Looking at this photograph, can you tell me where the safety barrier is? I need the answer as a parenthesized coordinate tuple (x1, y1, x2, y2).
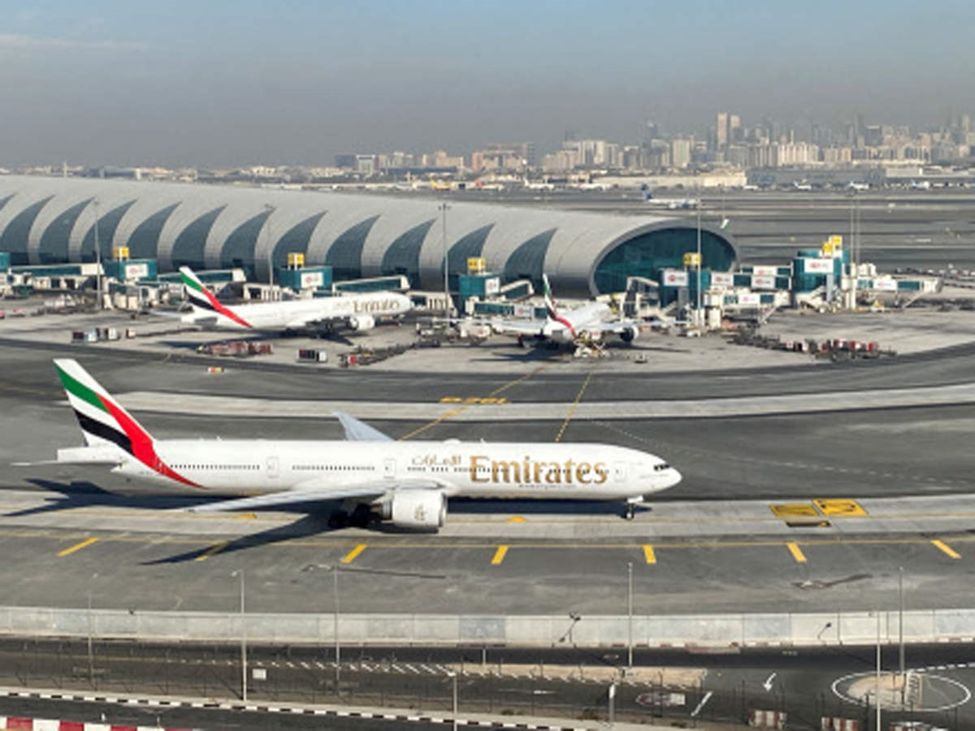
(0, 607, 973, 647)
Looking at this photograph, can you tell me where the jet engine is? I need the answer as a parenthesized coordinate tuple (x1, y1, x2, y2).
(620, 326, 638, 343)
(380, 490, 446, 531)
(348, 314, 376, 332)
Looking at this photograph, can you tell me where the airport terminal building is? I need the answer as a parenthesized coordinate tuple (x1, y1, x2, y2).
(0, 176, 737, 296)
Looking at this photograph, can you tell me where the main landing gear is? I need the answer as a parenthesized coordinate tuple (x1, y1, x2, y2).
(328, 504, 373, 529)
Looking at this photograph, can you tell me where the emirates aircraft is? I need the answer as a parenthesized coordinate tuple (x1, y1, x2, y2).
(176, 266, 412, 333)
(487, 275, 643, 349)
(19, 360, 682, 528)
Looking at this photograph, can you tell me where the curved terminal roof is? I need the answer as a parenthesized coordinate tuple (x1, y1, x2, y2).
(0, 176, 738, 296)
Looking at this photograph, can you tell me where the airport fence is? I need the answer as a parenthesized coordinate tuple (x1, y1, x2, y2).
(0, 606, 974, 647)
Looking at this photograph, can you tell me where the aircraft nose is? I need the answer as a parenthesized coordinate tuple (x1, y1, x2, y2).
(666, 468, 682, 488)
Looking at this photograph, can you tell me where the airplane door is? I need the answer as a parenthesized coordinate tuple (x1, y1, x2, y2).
(383, 458, 396, 479)
(266, 456, 279, 479)
(614, 462, 628, 482)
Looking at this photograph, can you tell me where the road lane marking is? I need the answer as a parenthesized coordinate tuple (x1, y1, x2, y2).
(786, 542, 807, 563)
(690, 690, 713, 717)
(554, 368, 596, 443)
(643, 545, 656, 564)
(57, 537, 99, 557)
(932, 539, 961, 559)
(769, 503, 818, 518)
(813, 499, 867, 517)
(491, 545, 509, 565)
(195, 541, 229, 562)
(341, 544, 367, 564)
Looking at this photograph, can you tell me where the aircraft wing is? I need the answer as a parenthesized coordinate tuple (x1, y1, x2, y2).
(334, 411, 393, 442)
(185, 477, 442, 513)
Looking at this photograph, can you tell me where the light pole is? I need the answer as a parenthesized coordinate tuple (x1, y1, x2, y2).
(875, 609, 882, 731)
(87, 571, 98, 683)
(232, 569, 247, 701)
(695, 191, 702, 324)
(627, 561, 633, 669)
(448, 671, 458, 731)
(608, 682, 616, 729)
(264, 204, 275, 292)
(899, 566, 905, 704)
(439, 202, 450, 320)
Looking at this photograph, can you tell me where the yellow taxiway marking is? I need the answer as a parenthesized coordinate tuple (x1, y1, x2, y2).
(643, 544, 656, 564)
(770, 503, 819, 518)
(57, 537, 99, 557)
(786, 542, 807, 563)
(234, 513, 257, 520)
(554, 368, 596, 443)
(195, 541, 229, 562)
(491, 545, 509, 565)
(813, 499, 867, 517)
(506, 516, 527, 523)
(341, 544, 368, 564)
(400, 364, 551, 441)
(931, 539, 961, 559)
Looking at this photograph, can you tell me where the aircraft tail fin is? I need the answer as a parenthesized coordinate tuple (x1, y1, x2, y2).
(542, 274, 559, 321)
(54, 359, 155, 452)
(179, 266, 252, 329)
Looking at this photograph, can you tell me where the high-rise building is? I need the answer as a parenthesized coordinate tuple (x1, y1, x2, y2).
(729, 115, 741, 143)
(670, 138, 692, 168)
(716, 112, 729, 149)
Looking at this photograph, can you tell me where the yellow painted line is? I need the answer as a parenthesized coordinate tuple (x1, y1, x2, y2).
(786, 542, 807, 563)
(813, 498, 867, 517)
(57, 537, 99, 557)
(341, 543, 368, 564)
(770, 503, 819, 518)
(643, 544, 656, 564)
(554, 368, 596, 443)
(932, 539, 961, 559)
(194, 540, 229, 562)
(491, 545, 509, 565)
(506, 516, 526, 523)
(234, 513, 257, 520)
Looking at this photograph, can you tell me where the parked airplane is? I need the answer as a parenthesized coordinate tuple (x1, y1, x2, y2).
(176, 266, 411, 333)
(487, 275, 642, 349)
(847, 181, 869, 191)
(18, 360, 682, 526)
(640, 184, 698, 209)
(791, 181, 813, 191)
(523, 177, 555, 191)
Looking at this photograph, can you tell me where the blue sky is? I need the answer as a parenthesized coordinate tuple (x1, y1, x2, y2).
(1, 0, 973, 166)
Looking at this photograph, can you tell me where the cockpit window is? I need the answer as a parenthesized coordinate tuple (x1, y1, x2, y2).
(654, 463, 671, 471)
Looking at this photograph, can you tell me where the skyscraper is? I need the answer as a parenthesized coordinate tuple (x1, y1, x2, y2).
(716, 112, 729, 149)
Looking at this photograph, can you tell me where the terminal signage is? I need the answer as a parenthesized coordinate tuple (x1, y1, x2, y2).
(711, 272, 734, 287)
(124, 263, 149, 280)
(873, 278, 897, 291)
(739, 293, 761, 305)
(751, 265, 777, 277)
(803, 258, 834, 274)
(485, 276, 500, 295)
(301, 272, 324, 289)
(661, 269, 688, 287)
(751, 275, 776, 290)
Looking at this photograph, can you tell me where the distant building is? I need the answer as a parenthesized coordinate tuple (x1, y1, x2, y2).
(716, 112, 729, 150)
(670, 138, 692, 169)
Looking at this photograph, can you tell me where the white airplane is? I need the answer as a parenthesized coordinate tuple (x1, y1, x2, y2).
(847, 181, 869, 192)
(176, 266, 411, 334)
(640, 184, 698, 209)
(488, 275, 642, 349)
(791, 181, 813, 191)
(910, 179, 932, 190)
(522, 177, 555, 191)
(18, 360, 682, 526)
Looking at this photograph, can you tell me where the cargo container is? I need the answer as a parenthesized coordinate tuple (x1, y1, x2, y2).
(297, 348, 328, 363)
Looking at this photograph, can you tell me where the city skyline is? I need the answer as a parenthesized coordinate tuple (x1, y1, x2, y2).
(2, 0, 975, 167)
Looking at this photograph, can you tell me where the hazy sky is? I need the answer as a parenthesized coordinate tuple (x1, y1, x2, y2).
(1, 0, 974, 167)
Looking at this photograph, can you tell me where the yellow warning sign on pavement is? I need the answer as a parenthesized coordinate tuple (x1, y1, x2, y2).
(770, 503, 819, 518)
(813, 499, 866, 517)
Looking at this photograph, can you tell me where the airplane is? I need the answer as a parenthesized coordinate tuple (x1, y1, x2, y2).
(910, 179, 932, 190)
(17, 359, 683, 526)
(791, 181, 813, 191)
(640, 184, 698, 209)
(847, 181, 869, 192)
(175, 266, 411, 334)
(486, 275, 643, 351)
(523, 177, 555, 191)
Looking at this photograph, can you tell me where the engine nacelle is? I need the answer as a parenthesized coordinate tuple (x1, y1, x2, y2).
(381, 490, 446, 531)
(348, 314, 375, 332)
(620, 326, 638, 343)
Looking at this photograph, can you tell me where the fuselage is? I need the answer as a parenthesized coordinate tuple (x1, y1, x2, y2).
(544, 301, 613, 342)
(184, 291, 412, 330)
(116, 439, 682, 501)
